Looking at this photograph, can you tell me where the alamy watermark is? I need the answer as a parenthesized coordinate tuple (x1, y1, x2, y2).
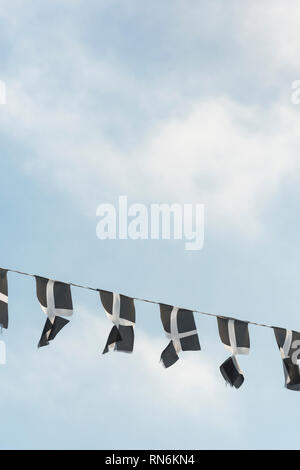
(0, 340, 6, 365)
(0, 80, 6, 104)
(291, 80, 300, 104)
(96, 196, 204, 251)
(291, 341, 300, 364)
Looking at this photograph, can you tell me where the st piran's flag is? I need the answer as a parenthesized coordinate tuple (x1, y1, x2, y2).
(35, 276, 73, 348)
(0, 269, 8, 329)
(99, 290, 136, 354)
(217, 317, 250, 389)
(159, 304, 200, 368)
(273, 327, 300, 391)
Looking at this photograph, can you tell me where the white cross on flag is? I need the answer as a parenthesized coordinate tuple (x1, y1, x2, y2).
(273, 327, 300, 391)
(99, 290, 136, 354)
(217, 317, 250, 389)
(35, 276, 73, 348)
(159, 304, 201, 368)
(0, 269, 8, 329)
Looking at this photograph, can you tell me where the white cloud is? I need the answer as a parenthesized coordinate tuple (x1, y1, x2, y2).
(2, 83, 300, 236)
(238, 0, 300, 70)
(1, 0, 300, 237)
(1, 309, 240, 443)
(140, 98, 300, 235)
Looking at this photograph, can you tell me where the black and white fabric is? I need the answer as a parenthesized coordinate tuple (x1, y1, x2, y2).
(217, 317, 250, 389)
(159, 304, 200, 368)
(0, 269, 8, 329)
(36, 276, 73, 348)
(273, 327, 300, 391)
(99, 290, 136, 354)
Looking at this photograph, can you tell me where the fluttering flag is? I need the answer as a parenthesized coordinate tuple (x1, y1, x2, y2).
(273, 327, 300, 391)
(217, 317, 250, 389)
(99, 290, 136, 354)
(0, 269, 8, 329)
(159, 304, 200, 368)
(35, 276, 73, 347)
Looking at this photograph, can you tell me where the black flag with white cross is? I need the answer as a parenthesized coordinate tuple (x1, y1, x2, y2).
(217, 317, 250, 389)
(273, 327, 300, 391)
(99, 290, 136, 354)
(35, 276, 73, 348)
(159, 304, 200, 368)
(0, 269, 8, 329)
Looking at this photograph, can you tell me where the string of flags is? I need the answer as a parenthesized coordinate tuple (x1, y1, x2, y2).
(1, 266, 300, 391)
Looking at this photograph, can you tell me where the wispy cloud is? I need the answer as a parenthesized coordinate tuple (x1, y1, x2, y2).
(0, 309, 242, 449)
(1, 1, 300, 237)
(2, 78, 300, 236)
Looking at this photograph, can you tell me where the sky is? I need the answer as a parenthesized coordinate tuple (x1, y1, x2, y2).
(0, 0, 300, 450)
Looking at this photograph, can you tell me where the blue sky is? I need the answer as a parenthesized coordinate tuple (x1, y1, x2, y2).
(1, 0, 300, 450)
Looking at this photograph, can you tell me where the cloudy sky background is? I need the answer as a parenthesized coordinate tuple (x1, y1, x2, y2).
(1, 0, 300, 449)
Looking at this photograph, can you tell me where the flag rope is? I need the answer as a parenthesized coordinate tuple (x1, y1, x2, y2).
(1, 266, 280, 331)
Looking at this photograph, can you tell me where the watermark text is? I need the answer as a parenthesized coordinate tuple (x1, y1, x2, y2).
(96, 196, 204, 251)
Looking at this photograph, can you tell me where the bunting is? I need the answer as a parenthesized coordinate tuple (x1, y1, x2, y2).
(99, 290, 136, 354)
(0, 265, 299, 392)
(273, 327, 300, 391)
(217, 317, 250, 389)
(159, 304, 200, 368)
(0, 269, 8, 329)
(36, 276, 73, 347)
